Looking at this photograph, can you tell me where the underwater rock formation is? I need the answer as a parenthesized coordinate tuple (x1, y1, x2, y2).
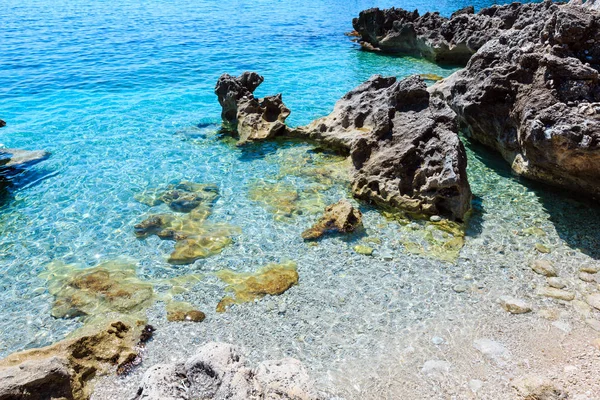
(215, 72, 291, 145)
(0, 148, 49, 171)
(302, 199, 363, 240)
(135, 182, 219, 213)
(42, 260, 155, 321)
(166, 302, 206, 322)
(247, 180, 325, 221)
(433, 1, 600, 199)
(296, 75, 472, 220)
(133, 342, 319, 400)
(0, 320, 152, 400)
(216, 261, 299, 312)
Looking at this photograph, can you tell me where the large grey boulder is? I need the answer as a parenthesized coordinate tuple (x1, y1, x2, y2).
(134, 342, 319, 400)
(0, 357, 73, 400)
(296, 75, 472, 220)
(433, 2, 600, 199)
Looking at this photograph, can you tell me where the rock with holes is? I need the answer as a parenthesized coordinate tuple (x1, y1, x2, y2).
(295, 75, 472, 220)
(302, 199, 363, 240)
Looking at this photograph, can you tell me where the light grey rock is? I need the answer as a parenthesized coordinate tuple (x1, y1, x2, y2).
(551, 320, 572, 333)
(468, 379, 484, 393)
(572, 300, 593, 318)
(585, 293, 600, 310)
(547, 277, 566, 289)
(133, 364, 189, 400)
(512, 374, 568, 399)
(585, 318, 600, 331)
(253, 358, 319, 400)
(0, 356, 73, 400)
(453, 284, 468, 293)
(431, 336, 445, 345)
(498, 296, 532, 314)
(531, 260, 557, 277)
(421, 360, 451, 374)
(473, 339, 510, 364)
(0, 148, 49, 169)
(579, 272, 597, 282)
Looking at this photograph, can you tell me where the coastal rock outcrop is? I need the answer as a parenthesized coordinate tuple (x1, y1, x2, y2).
(0, 119, 5, 128)
(133, 342, 319, 400)
(302, 199, 363, 240)
(0, 320, 153, 400)
(0, 148, 49, 171)
(296, 75, 472, 220)
(433, 1, 600, 199)
(215, 72, 290, 145)
(216, 73, 472, 220)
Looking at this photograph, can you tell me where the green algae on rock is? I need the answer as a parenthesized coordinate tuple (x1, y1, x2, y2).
(399, 219, 466, 263)
(302, 199, 362, 240)
(134, 181, 219, 213)
(353, 245, 374, 255)
(216, 261, 299, 312)
(41, 259, 155, 321)
(248, 180, 325, 221)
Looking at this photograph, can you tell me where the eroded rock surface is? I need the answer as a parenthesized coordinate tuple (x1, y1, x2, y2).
(302, 199, 363, 240)
(215, 72, 290, 145)
(0, 320, 152, 400)
(296, 75, 472, 220)
(133, 342, 319, 400)
(432, 1, 600, 200)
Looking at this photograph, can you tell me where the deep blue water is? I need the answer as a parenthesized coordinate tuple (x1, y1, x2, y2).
(0, 0, 564, 358)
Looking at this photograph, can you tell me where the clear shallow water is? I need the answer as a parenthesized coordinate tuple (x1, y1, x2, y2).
(0, 0, 596, 379)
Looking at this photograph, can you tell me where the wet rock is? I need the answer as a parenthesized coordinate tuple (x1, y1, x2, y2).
(512, 374, 568, 399)
(216, 261, 299, 312)
(547, 277, 567, 289)
(531, 260, 558, 277)
(296, 75, 472, 220)
(498, 296, 532, 314)
(421, 360, 451, 374)
(302, 199, 363, 240)
(585, 293, 600, 310)
(135, 182, 219, 213)
(536, 287, 575, 301)
(41, 259, 155, 321)
(168, 230, 236, 265)
(473, 338, 510, 365)
(579, 272, 597, 282)
(580, 264, 600, 274)
(0, 148, 50, 170)
(248, 180, 325, 221)
(215, 72, 290, 145)
(453, 284, 468, 293)
(535, 244, 551, 254)
(135, 342, 318, 400)
(433, 2, 600, 200)
(166, 302, 206, 323)
(572, 299, 593, 318)
(353, 245, 374, 255)
(0, 119, 5, 128)
(0, 320, 149, 400)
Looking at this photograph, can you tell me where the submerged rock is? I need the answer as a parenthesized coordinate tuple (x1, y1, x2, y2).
(512, 374, 568, 399)
(531, 260, 558, 277)
(135, 181, 219, 213)
(0, 320, 149, 400)
(0, 148, 49, 170)
(215, 72, 290, 145)
(216, 261, 299, 312)
(0, 119, 5, 127)
(432, 2, 600, 200)
(302, 199, 363, 240)
(296, 75, 472, 220)
(134, 342, 319, 400)
(247, 180, 325, 221)
(166, 302, 206, 323)
(41, 259, 155, 321)
(498, 296, 532, 314)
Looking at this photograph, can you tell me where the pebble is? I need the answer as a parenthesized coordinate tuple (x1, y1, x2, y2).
(531, 260, 557, 277)
(546, 277, 566, 289)
(453, 284, 468, 293)
(572, 300, 592, 318)
(473, 338, 510, 364)
(381, 253, 394, 261)
(585, 293, 600, 310)
(498, 296, 532, 314)
(353, 245, 373, 256)
(580, 264, 599, 274)
(579, 272, 597, 283)
(468, 379, 483, 393)
(431, 336, 445, 345)
(278, 301, 287, 314)
(421, 360, 451, 374)
(536, 287, 575, 301)
(429, 215, 442, 222)
(534, 243, 551, 253)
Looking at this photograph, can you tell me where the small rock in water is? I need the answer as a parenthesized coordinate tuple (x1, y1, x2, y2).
(585, 293, 600, 310)
(536, 287, 575, 301)
(531, 260, 557, 277)
(579, 272, 597, 283)
(585, 319, 600, 332)
(453, 284, 468, 293)
(534, 243, 551, 254)
(429, 215, 442, 222)
(571, 300, 592, 319)
(551, 320, 572, 333)
(473, 339, 510, 364)
(381, 253, 394, 261)
(498, 296, 532, 314)
(580, 264, 599, 274)
(511, 374, 567, 400)
(547, 277, 566, 289)
(421, 360, 451, 374)
(468, 379, 483, 393)
(431, 336, 445, 345)
(0, 119, 5, 128)
(353, 245, 373, 255)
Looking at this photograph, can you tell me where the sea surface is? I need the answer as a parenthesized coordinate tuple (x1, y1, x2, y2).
(0, 0, 597, 385)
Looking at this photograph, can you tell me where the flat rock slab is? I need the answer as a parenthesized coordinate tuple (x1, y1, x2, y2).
(0, 148, 50, 169)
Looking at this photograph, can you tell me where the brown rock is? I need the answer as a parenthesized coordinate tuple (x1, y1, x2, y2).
(531, 260, 558, 277)
(302, 199, 362, 240)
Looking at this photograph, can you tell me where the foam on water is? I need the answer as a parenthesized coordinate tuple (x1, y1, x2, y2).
(2, 2, 600, 396)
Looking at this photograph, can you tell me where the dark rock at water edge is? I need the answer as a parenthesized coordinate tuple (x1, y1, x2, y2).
(0, 119, 5, 128)
(432, 1, 600, 200)
(215, 72, 472, 220)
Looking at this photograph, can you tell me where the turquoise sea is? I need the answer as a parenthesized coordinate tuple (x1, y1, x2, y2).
(2, 1, 600, 397)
